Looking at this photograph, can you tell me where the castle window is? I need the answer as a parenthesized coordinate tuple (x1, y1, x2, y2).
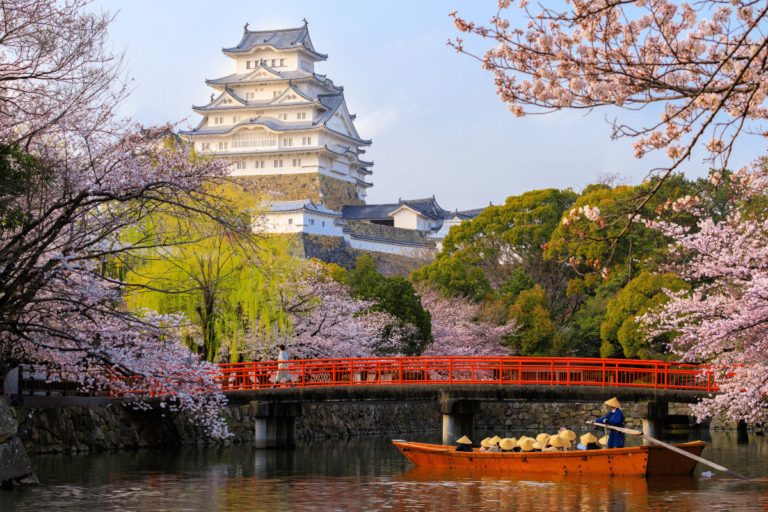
(246, 61, 251, 69)
(288, 219, 293, 225)
(246, 92, 254, 100)
(271, 59, 276, 67)
(283, 138, 292, 147)
(217, 142, 227, 151)
(232, 130, 276, 148)
(280, 59, 285, 66)
(232, 117, 237, 124)
(322, 221, 325, 227)
(274, 91, 279, 98)
(273, 160, 283, 168)
(292, 158, 301, 167)
(310, 219, 315, 226)
(236, 161, 246, 170)
(297, 112, 307, 120)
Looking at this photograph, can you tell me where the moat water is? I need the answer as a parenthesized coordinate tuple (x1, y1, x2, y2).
(3, 429, 768, 511)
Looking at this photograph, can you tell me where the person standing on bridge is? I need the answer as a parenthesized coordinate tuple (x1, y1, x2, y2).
(591, 397, 625, 448)
(276, 344, 292, 386)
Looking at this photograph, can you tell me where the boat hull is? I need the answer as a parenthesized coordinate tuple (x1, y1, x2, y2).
(393, 441, 706, 477)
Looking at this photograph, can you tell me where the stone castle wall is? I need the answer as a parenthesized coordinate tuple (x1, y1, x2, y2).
(294, 233, 430, 277)
(10, 400, 761, 455)
(344, 220, 433, 245)
(233, 173, 364, 211)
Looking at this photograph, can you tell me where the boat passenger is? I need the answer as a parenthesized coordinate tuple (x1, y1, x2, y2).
(519, 438, 536, 452)
(535, 433, 550, 445)
(560, 429, 577, 450)
(455, 435, 473, 452)
(546, 435, 568, 452)
(479, 438, 492, 452)
(499, 438, 516, 452)
(592, 397, 625, 448)
(599, 435, 609, 449)
(489, 435, 502, 452)
(532, 441, 544, 452)
(577, 432, 600, 451)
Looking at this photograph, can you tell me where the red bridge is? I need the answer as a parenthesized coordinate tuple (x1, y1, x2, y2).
(216, 356, 714, 393)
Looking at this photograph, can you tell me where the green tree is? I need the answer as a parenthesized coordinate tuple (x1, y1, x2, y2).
(501, 268, 535, 305)
(349, 255, 432, 355)
(413, 188, 579, 319)
(124, 185, 291, 362)
(508, 285, 557, 356)
(600, 272, 690, 359)
(410, 256, 494, 302)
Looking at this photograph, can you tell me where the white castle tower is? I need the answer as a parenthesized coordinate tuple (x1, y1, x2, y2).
(181, 21, 373, 210)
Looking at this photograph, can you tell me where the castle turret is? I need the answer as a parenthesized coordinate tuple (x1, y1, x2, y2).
(180, 22, 373, 209)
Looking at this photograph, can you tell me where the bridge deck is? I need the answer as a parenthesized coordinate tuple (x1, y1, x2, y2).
(224, 384, 709, 405)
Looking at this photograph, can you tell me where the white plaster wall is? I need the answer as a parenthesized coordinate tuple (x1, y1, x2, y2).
(345, 236, 429, 257)
(265, 211, 342, 236)
(391, 210, 420, 230)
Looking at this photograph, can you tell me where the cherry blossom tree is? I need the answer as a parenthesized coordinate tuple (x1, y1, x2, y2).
(419, 287, 517, 357)
(449, 0, 768, 263)
(642, 161, 768, 423)
(249, 262, 411, 360)
(0, 0, 237, 436)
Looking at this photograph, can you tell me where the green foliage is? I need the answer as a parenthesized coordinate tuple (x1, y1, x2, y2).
(0, 145, 46, 233)
(507, 285, 557, 356)
(565, 271, 627, 357)
(124, 185, 291, 362)
(410, 257, 494, 302)
(501, 268, 535, 305)
(600, 272, 690, 359)
(546, 173, 698, 291)
(350, 255, 432, 355)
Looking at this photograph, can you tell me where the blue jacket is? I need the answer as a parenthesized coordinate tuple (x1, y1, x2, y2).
(595, 408, 625, 448)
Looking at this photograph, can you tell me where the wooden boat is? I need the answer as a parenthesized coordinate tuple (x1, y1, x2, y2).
(392, 440, 707, 477)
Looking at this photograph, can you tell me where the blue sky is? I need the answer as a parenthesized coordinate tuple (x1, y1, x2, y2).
(95, 1, 766, 210)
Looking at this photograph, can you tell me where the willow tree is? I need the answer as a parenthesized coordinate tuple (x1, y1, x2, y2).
(123, 184, 293, 362)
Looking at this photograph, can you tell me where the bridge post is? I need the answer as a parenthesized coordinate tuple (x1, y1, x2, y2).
(441, 399, 480, 446)
(250, 401, 302, 449)
(638, 401, 667, 445)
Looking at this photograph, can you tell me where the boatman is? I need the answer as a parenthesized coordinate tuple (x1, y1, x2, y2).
(455, 436, 473, 452)
(591, 397, 625, 448)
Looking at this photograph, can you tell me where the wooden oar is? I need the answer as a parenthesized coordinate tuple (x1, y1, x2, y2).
(588, 421, 749, 480)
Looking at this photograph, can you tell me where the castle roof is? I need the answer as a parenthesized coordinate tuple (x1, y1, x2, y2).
(206, 71, 340, 91)
(223, 26, 327, 60)
(181, 93, 372, 146)
(267, 199, 340, 216)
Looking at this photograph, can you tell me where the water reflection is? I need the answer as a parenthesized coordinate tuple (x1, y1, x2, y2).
(3, 431, 768, 511)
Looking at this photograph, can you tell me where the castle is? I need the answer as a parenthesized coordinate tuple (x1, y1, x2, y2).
(181, 22, 486, 265)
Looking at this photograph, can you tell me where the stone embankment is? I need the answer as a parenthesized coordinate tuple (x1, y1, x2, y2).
(9, 400, 755, 455)
(0, 400, 38, 489)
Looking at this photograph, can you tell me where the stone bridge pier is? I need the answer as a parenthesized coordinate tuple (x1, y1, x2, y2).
(250, 401, 302, 449)
(441, 399, 480, 445)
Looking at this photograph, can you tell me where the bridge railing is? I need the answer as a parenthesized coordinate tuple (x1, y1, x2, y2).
(214, 357, 714, 392)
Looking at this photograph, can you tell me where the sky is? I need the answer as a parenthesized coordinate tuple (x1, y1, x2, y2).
(93, 0, 768, 210)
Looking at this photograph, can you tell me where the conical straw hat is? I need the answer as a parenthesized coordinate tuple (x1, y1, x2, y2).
(542, 446, 560, 452)
(599, 435, 609, 446)
(456, 436, 472, 445)
(490, 435, 502, 444)
(581, 432, 598, 445)
(536, 433, 550, 444)
(549, 435, 566, 448)
(561, 430, 577, 442)
(562, 439, 572, 450)
(605, 397, 622, 409)
(499, 438, 516, 451)
(533, 441, 544, 450)
(519, 438, 536, 452)
(480, 438, 492, 448)
(509, 437, 518, 446)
